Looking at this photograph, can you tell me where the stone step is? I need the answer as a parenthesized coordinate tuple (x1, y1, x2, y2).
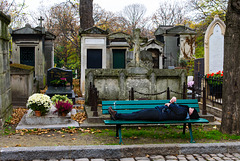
(199, 102, 222, 118)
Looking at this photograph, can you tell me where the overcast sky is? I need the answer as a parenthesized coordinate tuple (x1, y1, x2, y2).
(14, 0, 186, 27)
(20, 0, 182, 17)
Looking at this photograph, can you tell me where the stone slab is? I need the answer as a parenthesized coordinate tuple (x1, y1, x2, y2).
(16, 107, 79, 130)
(25, 107, 75, 125)
(2, 143, 240, 161)
(16, 114, 79, 130)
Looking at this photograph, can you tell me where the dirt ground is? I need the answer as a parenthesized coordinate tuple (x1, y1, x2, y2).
(0, 104, 232, 148)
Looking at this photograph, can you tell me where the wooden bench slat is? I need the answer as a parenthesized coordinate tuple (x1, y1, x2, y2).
(102, 99, 198, 105)
(102, 104, 200, 109)
(104, 118, 209, 125)
(103, 109, 200, 114)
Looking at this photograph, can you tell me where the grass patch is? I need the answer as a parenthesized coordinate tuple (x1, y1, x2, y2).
(93, 125, 240, 144)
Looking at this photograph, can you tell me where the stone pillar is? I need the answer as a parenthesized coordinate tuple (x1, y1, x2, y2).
(119, 72, 126, 99)
(0, 12, 12, 128)
(133, 28, 141, 66)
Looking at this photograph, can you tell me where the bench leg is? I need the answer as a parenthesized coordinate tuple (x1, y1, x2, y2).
(116, 124, 120, 137)
(188, 123, 196, 143)
(118, 125, 123, 144)
(183, 123, 186, 134)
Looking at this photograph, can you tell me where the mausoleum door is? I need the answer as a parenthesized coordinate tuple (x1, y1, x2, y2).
(113, 49, 125, 69)
(87, 49, 102, 69)
(148, 49, 159, 69)
(20, 47, 35, 66)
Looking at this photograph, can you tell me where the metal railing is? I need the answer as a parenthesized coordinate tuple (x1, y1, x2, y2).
(196, 73, 223, 106)
(129, 82, 207, 115)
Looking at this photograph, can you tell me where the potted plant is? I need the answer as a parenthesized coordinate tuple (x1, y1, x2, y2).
(50, 77, 68, 87)
(27, 93, 52, 116)
(205, 71, 223, 98)
(55, 101, 73, 116)
(51, 94, 73, 105)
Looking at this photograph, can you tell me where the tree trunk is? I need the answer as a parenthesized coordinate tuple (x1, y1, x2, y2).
(79, 0, 94, 30)
(220, 0, 240, 134)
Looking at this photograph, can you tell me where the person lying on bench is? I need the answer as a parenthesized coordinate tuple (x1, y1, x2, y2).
(108, 97, 199, 121)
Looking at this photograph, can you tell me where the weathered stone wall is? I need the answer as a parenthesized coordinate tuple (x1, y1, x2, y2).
(10, 64, 34, 106)
(0, 12, 12, 128)
(85, 68, 187, 101)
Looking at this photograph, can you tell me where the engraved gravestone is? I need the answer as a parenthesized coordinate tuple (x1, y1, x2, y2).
(204, 15, 225, 74)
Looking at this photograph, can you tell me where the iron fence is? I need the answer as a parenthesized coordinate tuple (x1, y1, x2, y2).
(196, 73, 223, 106)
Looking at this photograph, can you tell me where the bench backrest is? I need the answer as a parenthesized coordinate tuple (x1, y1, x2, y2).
(102, 99, 200, 114)
(47, 67, 73, 87)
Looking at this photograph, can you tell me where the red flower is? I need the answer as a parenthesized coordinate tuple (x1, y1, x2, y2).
(211, 73, 214, 76)
(221, 74, 223, 76)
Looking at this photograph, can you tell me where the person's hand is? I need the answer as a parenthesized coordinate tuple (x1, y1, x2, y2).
(170, 97, 176, 103)
(165, 103, 171, 107)
(189, 108, 194, 115)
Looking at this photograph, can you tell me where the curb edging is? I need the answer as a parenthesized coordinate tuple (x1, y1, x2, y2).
(1, 142, 240, 160)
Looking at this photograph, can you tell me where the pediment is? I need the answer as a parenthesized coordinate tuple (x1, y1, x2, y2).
(81, 27, 108, 35)
(108, 32, 130, 39)
(12, 27, 41, 35)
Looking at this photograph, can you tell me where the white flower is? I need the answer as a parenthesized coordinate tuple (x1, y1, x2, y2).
(27, 93, 52, 109)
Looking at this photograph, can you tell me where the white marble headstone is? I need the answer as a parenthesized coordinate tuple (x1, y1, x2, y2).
(209, 24, 224, 73)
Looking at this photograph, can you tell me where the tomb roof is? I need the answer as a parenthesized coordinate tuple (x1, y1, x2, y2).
(155, 25, 196, 36)
(10, 24, 56, 40)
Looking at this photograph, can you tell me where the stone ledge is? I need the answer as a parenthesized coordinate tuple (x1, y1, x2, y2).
(1, 142, 240, 161)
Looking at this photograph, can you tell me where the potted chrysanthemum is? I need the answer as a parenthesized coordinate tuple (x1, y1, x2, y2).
(55, 101, 73, 116)
(26, 93, 52, 116)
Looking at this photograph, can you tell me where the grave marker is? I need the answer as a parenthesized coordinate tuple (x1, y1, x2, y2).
(204, 15, 225, 74)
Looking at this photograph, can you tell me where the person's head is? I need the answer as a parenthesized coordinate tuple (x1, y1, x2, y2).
(170, 97, 177, 103)
(189, 108, 200, 119)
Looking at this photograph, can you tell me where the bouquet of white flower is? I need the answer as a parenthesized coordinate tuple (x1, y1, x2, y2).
(27, 93, 52, 116)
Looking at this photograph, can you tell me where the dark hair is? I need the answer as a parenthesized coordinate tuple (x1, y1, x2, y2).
(190, 109, 200, 119)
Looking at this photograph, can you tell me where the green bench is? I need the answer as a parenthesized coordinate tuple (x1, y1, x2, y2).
(102, 99, 209, 144)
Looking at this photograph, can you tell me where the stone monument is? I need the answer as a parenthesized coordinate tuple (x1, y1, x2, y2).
(10, 17, 56, 89)
(0, 12, 12, 128)
(85, 28, 187, 101)
(204, 15, 226, 74)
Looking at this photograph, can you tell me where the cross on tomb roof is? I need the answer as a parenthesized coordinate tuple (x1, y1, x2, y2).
(38, 16, 44, 27)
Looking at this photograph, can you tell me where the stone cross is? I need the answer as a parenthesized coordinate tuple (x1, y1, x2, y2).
(38, 16, 44, 27)
(133, 28, 141, 66)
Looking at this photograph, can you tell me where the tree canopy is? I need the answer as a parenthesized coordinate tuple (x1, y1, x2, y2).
(2, 0, 229, 73)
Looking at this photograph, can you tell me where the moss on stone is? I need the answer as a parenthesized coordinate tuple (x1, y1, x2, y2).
(10, 63, 34, 71)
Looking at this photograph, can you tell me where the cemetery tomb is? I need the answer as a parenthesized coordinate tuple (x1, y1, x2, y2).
(45, 68, 76, 104)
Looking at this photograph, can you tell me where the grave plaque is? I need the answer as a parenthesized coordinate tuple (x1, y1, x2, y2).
(194, 58, 204, 90)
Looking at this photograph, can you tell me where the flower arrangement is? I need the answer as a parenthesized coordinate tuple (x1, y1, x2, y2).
(206, 71, 223, 86)
(50, 77, 68, 86)
(51, 94, 73, 105)
(55, 101, 73, 116)
(27, 93, 52, 116)
(187, 81, 194, 88)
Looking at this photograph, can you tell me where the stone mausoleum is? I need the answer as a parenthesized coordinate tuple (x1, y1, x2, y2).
(155, 25, 197, 68)
(81, 27, 188, 100)
(10, 19, 56, 89)
(0, 12, 12, 128)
